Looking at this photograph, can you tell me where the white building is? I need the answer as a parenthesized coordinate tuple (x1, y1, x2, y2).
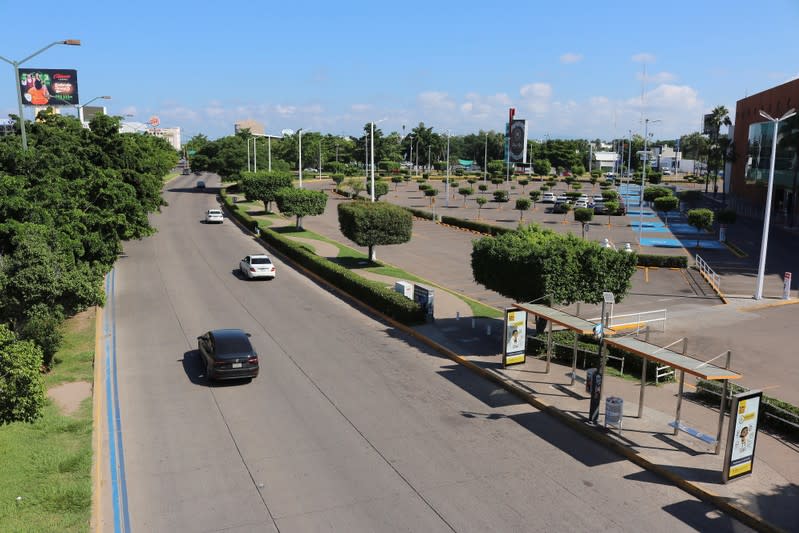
(592, 151, 619, 172)
(119, 121, 181, 150)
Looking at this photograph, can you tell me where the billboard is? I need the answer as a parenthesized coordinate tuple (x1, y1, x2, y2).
(702, 113, 714, 135)
(18, 68, 79, 106)
(509, 119, 528, 163)
(722, 390, 762, 483)
(503, 308, 527, 367)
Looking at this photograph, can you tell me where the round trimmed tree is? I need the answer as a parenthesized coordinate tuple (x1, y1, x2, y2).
(338, 201, 412, 262)
(274, 187, 328, 229)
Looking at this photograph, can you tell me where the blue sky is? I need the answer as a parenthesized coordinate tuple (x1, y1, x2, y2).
(2, 1, 797, 143)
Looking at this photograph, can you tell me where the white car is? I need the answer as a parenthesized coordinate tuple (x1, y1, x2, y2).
(541, 192, 557, 203)
(574, 200, 589, 209)
(239, 255, 276, 280)
(205, 209, 224, 224)
(662, 169, 673, 175)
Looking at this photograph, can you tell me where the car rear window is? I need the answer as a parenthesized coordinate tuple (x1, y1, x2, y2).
(214, 334, 253, 357)
(251, 257, 272, 265)
(208, 210, 222, 215)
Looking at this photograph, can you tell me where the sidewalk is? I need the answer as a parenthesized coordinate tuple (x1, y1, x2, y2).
(235, 188, 798, 531)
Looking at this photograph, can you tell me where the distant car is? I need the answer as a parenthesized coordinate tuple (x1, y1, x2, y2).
(196, 180, 206, 189)
(205, 209, 224, 224)
(194, 170, 202, 175)
(574, 200, 589, 209)
(303, 168, 318, 173)
(662, 169, 673, 175)
(556, 195, 568, 203)
(182, 168, 191, 175)
(239, 254, 276, 280)
(592, 194, 605, 203)
(197, 329, 259, 381)
(541, 192, 557, 203)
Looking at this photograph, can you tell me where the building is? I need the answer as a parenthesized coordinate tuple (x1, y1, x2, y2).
(119, 121, 182, 151)
(235, 119, 265, 136)
(592, 151, 619, 172)
(730, 78, 799, 222)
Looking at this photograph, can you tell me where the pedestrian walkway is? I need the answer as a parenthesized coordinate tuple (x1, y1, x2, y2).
(229, 185, 798, 531)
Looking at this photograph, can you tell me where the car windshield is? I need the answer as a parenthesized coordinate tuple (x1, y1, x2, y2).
(251, 257, 272, 265)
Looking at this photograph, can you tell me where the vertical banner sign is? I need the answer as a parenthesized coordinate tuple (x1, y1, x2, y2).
(503, 308, 527, 367)
(413, 284, 435, 323)
(509, 120, 528, 163)
(18, 68, 79, 106)
(723, 390, 762, 483)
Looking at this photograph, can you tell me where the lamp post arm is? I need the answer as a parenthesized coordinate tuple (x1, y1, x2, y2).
(18, 41, 66, 65)
(0, 55, 15, 66)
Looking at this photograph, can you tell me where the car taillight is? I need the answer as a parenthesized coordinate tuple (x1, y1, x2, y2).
(214, 360, 226, 366)
(250, 267, 257, 272)
(247, 356, 258, 364)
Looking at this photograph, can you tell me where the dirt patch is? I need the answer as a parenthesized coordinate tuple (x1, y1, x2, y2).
(48, 381, 92, 415)
(63, 307, 96, 335)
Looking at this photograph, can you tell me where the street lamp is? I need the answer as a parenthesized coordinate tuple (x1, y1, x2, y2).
(76, 95, 111, 123)
(638, 118, 660, 248)
(370, 118, 387, 201)
(484, 132, 488, 183)
(0, 39, 81, 150)
(755, 108, 796, 300)
(297, 128, 304, 188)
(445, 130, 452, 208)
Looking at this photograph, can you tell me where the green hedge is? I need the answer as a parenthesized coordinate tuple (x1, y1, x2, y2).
(220, 189, 426, 324)
(404, 207, 435, 220)
(695, 380, 799, 439)
(438, 216, 515, 236)
(636, 254, 688, 268)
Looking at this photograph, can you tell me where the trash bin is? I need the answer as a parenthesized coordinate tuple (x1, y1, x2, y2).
(605, 396, 624, 430)
(585, 368, 597, 393)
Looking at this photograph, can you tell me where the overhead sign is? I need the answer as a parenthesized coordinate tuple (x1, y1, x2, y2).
(703, 113, 714, 135)
(503, 308, 527, 367)
(148, 116, 160, 127)
(18, 68, 79, 106)
(722, 390, 762, 483)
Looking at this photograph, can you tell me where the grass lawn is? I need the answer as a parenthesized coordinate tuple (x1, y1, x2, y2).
(0, 309, 96, 532)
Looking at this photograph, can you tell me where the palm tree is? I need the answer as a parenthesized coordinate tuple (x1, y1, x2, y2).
(706, 105, 732, 194)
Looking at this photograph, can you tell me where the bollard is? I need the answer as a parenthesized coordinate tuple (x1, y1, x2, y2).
(456, 311, 460, 320)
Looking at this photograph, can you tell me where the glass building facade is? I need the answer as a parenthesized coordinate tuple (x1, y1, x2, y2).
(745, 115, 798, 187)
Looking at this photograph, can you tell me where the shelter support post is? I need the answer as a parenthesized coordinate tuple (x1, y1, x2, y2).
(638, 357, 647, 418)
(545, 320, 553, 373)
(570, 335, 578, 386)
(715, 351, 732, 454)
(673, 370, 685, 435)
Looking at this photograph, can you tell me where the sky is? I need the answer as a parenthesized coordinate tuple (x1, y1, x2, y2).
(2, 1, 798, 144)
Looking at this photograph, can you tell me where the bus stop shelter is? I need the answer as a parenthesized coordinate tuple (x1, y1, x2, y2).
(514, 303, 743, 454)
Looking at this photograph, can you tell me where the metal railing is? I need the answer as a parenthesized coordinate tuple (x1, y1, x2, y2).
(589, 309, 667, 333)
(656, 365, 675, 384)
(695, 254, 721, 293)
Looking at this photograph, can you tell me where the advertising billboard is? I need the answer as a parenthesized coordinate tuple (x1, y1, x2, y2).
(509, 119, 528, 163)
(722, 390, 762, 483)
(503, 309, 527, 367)
(18, 68, 79, 106)
(702, 113, 714, 135)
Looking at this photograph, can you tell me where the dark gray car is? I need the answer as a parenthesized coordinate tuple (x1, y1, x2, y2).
(197, 329, 259, 381)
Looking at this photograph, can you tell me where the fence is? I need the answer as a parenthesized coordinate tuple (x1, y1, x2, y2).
(695, 254, 721, 294)
(588, 309, 668, 334)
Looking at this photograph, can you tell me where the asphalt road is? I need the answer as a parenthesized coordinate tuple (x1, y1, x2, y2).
(105, 172, 751, 532)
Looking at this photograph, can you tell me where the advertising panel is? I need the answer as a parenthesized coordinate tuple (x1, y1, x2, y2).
(18, 68, 79, 106)
(509, 119, 528, 163)
(503, 309, 527, 367)
(722, 390, 762, 482)
(702, 113, 714, 135)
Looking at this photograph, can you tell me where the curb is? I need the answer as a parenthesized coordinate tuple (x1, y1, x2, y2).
(222, 192, 783, 533)
(91, 304, 104, 532)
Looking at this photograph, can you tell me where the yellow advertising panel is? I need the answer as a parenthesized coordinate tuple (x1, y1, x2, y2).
(723, 390, 762, 483)
(503, 309, 527, 367)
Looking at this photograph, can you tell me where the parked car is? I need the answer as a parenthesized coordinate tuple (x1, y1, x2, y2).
(663, 169, 673, 175)
(196, 180, 206, 189)
(182, 167, 191, 175)
(239, 254, 276, 280)
(197, 329, 259, 381)
(541, 192, 557, 203)
(574, 200, 589, 209)
(205, 209, 224, 224)
(556, 195, 568, 203)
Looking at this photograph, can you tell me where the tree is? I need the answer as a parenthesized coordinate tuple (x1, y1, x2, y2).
(366, 180, 389, 200)
(533, 159, 552, 178)
(0, 324, 46, 424)
(424, 188, 439, 207)
(687, 208, 714, 248)
(338, 201, 412, 262)
(518, 178, 529, 191)
(528, 190, 541, 209)
(573, 207, 594, 238)
(491, 177, 504, 189)
(515, 197, 531, 221)
(331, 173, 345, 192)
(471, 225, 637, 306)
(643, 186, 673, 204)
(345, 177, 365, 198)
(459, 187, 474, 206)
(274, 188, 327, 229)
(239, 171, 293, 213)
(475, 196, 487, 219)
(391, 176, 403, 190)
(654, 195, 679, 227)
(571, 163, 585, 177)
(493, 190, 509, 204)
(603, 200, 620, 225)
(706, 105, 732, 194)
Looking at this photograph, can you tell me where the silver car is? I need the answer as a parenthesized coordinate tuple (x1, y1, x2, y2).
(205, 209, 224, 224)
(239, 255, 276, 280)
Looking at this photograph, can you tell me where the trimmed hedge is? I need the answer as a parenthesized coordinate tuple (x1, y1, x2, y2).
(439, 216, 515, 236)
(695, 379, 799, 439)
(636, 254, 688, 268)
(220, 189, 426, 324)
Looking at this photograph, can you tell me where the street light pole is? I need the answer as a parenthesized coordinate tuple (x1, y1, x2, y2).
(639, 119, 660, 247)
(298, 129, 303, 188)
(484, 133, 488, 182)
(254, 136, 258, 172)
(755, 108, 796, 300)
(0, 39, 81, 150)
(76, 95, 111, 123)
(268, 135, 272, 172)
(446, 130, 451, 208)
(247, 137, 251, 172)
(370, 121, 376, 201)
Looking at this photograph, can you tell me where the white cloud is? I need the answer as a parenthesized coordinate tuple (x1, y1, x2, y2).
(417, 91, 456, 111)
(519, 83, 552, 113)
(632, 53, 656, 63)
(275, 105, 297, 116)
(159, 106, 200, 121)
(637, 71, 676, 84)
(560, 52, 582, 64)
(350, 103, 372, 112)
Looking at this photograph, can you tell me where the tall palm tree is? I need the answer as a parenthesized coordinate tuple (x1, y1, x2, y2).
(707, 105, 732, 194)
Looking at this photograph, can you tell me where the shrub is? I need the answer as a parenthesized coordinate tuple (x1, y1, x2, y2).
(493, 190, 509, 202)
(636, 254, 688, 267)
(439, 216, 514, 236)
